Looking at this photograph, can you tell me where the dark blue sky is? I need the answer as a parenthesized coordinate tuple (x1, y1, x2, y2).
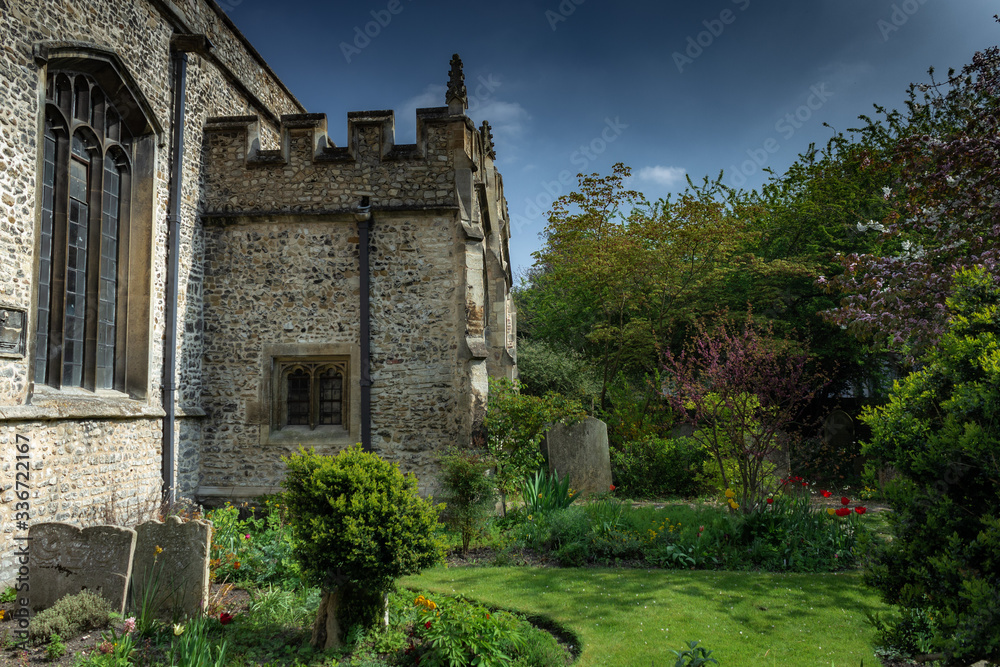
(224, 0, 999, 276)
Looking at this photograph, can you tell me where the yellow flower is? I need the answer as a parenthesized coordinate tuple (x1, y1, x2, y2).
(724, 489, 735, 498)
(827, 508, 836, 516)
(155, 545, 163, 555)
(173, 624, 185, 636)
(0, 610, 6, 621)
(538, 493, 543, 498)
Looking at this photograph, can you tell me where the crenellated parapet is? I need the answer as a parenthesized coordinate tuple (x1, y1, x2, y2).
(200, 106, 482, 217)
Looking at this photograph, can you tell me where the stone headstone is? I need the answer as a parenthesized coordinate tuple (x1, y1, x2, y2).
(543, 417, 612, 497)
(133, 516, 212, 618)
(823, 410, 854, 450)
(28, 522, 136, 613)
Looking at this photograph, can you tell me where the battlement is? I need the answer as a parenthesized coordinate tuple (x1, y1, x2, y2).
(200, 54, 503, 219)
(203, 106, 477, 168)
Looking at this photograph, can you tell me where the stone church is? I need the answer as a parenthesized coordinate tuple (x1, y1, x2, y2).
(0, 0, 517, 583)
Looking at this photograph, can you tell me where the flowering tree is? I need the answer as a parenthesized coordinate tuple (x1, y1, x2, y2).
(662, 313, 824, 512)
(828, 41, 1000, 356)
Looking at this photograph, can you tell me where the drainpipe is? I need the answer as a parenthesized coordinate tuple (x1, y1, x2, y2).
(163, 47, 187, 505)
(354, 197, 372, 452)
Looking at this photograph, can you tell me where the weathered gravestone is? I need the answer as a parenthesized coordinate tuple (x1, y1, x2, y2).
(543, 417, 612, 496)
(133, 516, 212, 618)
(28, 522, 136, 613)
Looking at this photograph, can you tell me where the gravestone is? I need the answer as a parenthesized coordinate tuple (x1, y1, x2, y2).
(823, 410, 854, 449)
(543, 417, 612, 496)
(28, 523, 136, 613)
(133, 516, 212, 617)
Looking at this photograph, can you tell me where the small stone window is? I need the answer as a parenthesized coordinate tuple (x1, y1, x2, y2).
(274, 359, 349, 432)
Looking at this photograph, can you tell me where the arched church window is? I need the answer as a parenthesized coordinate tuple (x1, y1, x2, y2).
(34, 69, 137, 391)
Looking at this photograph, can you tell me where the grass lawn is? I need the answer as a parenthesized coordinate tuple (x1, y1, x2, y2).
(403, 566, 889, 667)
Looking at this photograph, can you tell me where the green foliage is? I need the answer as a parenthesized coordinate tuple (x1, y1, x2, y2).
(438, 448, 497, 555)
(412, 594, 527, 667)
(0, 587, 15, 603)
(206, 497, 303, 589)
(483, 378, 587, 508)
(282, 445, 444, 631)
(610, 436, 707, 499)
(45, 633, 66, 661)
(29, 589, 112, 642)
(514, 338, 599, 403)
(511, 493, 869, 572)
(171, 613, 228, 667)
(602, 371, 675, 448)
(860, 267, 1000, 665)
(671, 639, 718, 666)
(521, 468, 576, 515)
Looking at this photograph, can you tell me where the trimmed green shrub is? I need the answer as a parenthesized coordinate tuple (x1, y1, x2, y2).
(29, 589, 112, 641)
(611, 437, 708, 498)
(438, 448, 497, 555)
(860, 267, 1000, 665)
(282, 445, 444, 649)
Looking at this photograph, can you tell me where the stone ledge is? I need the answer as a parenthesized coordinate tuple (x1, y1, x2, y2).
(0, 390, 166, 421)
(197, 485, 283, 499)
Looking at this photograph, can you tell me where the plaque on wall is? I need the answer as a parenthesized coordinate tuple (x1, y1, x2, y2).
(0, 307, 26, 357)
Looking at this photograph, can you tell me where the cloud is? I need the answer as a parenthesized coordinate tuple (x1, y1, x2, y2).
(638, 165, 687, 187)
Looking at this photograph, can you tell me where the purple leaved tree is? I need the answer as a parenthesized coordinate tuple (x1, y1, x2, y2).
(662, 313, 825, 512)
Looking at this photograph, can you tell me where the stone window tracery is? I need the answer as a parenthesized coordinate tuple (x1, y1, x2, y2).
(275, 359, 349, 431)
(34, 70, 135, 391)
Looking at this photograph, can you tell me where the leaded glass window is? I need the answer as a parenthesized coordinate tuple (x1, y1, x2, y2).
(34, 71, 132, 390)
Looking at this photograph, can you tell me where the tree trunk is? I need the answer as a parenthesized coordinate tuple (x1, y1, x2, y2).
(311, 588, 344, 651)
(310, 586, 391, 651)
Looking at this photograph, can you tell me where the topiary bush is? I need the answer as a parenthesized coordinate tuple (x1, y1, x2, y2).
(282, 445, 445, 650)
(860, 267, 1000, 665)
(29, 589, 112, 642)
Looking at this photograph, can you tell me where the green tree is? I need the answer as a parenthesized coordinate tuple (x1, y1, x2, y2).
(522, 164, 745, 407)
(282, 445, 444, 649)
(860, 267, 1000, 664)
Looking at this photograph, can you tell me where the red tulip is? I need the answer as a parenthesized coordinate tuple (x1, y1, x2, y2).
(835, 508, 851, 517)
(609, 484, 616, 491)
(820, 490, 832, 498)
(766, 498, 773, 504)
(855, 506, 867, 515)
(840, 496, 850, 505)
(219, 612, 234, 625)
(425, 621, 432, 629)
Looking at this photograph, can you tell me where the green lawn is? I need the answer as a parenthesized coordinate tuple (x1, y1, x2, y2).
(403, 566, 889, 667)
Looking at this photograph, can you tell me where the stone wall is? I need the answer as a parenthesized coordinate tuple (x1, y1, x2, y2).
(0, 419, 162, 580)
(0, 0, 301, 584)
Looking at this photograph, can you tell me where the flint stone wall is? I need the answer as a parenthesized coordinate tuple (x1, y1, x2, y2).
(0, 0, 300, 585)
(28, 522, 136, 614)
